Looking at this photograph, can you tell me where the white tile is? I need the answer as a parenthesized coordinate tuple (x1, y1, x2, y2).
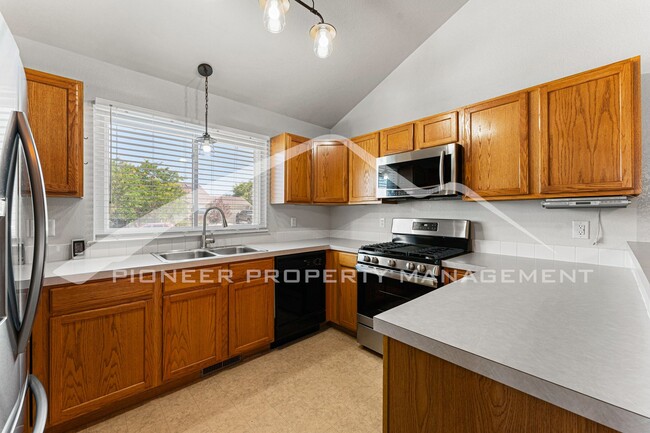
(516, 242, 536, 258)
(534, 244, 554, 260)
(553, 245, 576, 263)
(598, 249, 626, 268)
(142, 240, 158, 254)
(474, 240, 500, 254)
(172, 237, 186, 251)
(500, 241, 517, 256)
(575, 247, 599, 265)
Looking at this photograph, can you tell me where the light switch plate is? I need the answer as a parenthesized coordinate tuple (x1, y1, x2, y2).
(290, 217, 297, 228)
(379, 218, 385, 228)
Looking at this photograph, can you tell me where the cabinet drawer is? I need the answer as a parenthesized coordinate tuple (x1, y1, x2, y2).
(163, 266, 225, 294)
(50, 278, 155, 316)
(229, 259, 275, 283)
(337, 252, 358, 268)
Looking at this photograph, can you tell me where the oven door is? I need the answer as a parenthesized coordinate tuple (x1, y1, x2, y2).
(377, 143, 460, 199)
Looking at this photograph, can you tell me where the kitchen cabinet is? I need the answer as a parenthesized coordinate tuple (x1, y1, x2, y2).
(25, 68, 84, 197)
(442, 267, 472, 284)
(313, 140, 349, 203)
(464, 91, 530, 198)
(415, 111, 459, 149)
(349, 132, 380, 203)
(228, 259, 275, 355)
(162, 267, 228, 381)
(380, 122, 414, 156)
(538, 57, 641, 196)
(270, 132, 312, 204)
(327, 251, 358, 332)
(46, 277, 160, 425)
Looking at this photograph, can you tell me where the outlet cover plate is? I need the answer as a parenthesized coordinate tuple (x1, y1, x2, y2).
(572, 220, 589, 239)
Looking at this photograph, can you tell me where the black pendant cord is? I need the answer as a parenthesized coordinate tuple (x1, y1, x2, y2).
(204, 75, 209, 136)
(293, 0, 325, 23)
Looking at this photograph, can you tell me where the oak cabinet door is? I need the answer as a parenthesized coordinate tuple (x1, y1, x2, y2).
(26, 68, 84, 197)
(49, 300, 156, 424)
(336, 252, 358, 332)
(286, 134, 313, 203)
(229, 278, 274, 355)
(415, 111, 459, 149)
(538, 59, 639, 194)
(464, 92, 529, 198)
(313, 141, 349, 203)
(380, 123, 414, 156)
(349, 133, 379, 203)
(163, 286, 228, 381)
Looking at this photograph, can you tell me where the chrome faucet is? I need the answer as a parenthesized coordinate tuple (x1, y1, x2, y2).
(202, 207, 228, 248)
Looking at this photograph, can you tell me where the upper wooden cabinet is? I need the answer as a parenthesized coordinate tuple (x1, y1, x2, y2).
(415, 111, 459, 149)
(313, 141, 349, 203)
(270, 132, 312, 204)
(349, 133, 380, 203)
(380, 122, 414, 156)
(26, 68, 84, 197)
(538, 58, 641, 195)
(464, 92, 530, 198)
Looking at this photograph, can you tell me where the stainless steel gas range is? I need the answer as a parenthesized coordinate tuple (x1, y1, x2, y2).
(355, 218, 471, 354)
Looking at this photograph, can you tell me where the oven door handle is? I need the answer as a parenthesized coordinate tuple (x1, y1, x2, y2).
(355, 265, 439, 288)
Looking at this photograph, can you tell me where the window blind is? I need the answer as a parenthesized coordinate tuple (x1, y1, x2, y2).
(93, 99, 269, 237)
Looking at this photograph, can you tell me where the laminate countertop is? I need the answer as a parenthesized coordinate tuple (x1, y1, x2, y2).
(39, 238, 367, 286)
(375, 247, 650, 433)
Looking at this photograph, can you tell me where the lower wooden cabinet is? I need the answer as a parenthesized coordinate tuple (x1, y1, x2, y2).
(441, 267, 473, 284)
(47, 279, 160, 425)
(162, 285, 228, 381)
(326, 251, 358, 332)
(228, 277, 275, 355)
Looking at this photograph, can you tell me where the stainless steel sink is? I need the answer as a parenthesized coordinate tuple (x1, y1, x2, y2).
(153, 249, 218, 262)
(209, 246, 266, 255)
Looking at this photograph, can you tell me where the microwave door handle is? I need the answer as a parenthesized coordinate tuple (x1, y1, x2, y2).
(439, 150, 446, 192)
(12, 112, 48, 355)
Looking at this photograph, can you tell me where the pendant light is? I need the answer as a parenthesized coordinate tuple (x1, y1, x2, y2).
(259, 0, 337, 59)
(194, 63, 216, 153)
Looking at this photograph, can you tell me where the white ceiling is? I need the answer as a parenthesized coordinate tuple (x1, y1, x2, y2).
(0, 0, 468, 128)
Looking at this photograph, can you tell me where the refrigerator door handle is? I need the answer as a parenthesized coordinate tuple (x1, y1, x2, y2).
(29, 375, 47, 433)
(5, 111, 48, 355)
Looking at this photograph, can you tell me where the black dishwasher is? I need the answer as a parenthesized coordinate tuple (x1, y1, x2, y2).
(273, 251, 326, 347)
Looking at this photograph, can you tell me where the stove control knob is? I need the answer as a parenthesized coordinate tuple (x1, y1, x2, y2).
(417, 264, 427, 273)
(363, 255, 371, 262)
(406, 262, 415, 271)
(387, 259, 397, 267)
(371, 257, 379, 264)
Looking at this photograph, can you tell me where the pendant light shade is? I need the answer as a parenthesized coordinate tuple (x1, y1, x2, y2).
(194, 63, 217, 154)
(260, 0, 290, 34)
(310, 23, 336, 59)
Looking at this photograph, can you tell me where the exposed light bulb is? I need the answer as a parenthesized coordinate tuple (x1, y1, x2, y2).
(264, 0, 286, 34)
(310, 23, 336, 59)
(202, 139, 212, 154)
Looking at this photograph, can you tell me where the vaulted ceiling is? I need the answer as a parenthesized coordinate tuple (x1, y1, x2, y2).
(0, 0, 468, 128)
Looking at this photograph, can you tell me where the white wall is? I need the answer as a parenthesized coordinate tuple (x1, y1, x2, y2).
(330, 0, 650, 254)
(16, 37, 333, 261)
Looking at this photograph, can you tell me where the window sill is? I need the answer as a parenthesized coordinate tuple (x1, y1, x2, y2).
(91, 228, 269, 245)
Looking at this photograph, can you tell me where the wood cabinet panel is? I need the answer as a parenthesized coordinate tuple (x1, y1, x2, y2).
(26, 68, 83, 197)
(331, 252, 357, 332)
(416, 111, 459, 149)
(313, 141, 349, 203)
(441, 267, 472, 285)
(270, 133, 312, 204)
(464, 92, 529, 198)
(229, 277, 274, 355)
(229, 258, 274, 283)
(385, 338, 618, 433)
(49, 300, 156, 424)
(50, 278, 155, 315)
(380, 123, 414, 156)
(349, 133, 379, 203)
(163, 266, 224, 294)
(538, 58, 640, 195)
(163, 286, 227, 381)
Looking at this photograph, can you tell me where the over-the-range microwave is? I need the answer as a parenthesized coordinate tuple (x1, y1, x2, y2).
(376, 143, 462, 200)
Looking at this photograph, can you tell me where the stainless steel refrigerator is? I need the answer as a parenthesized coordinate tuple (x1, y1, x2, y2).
(0, 12, 48, 433)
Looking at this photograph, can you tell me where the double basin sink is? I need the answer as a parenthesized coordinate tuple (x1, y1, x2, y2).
(153, 245, 266, 263)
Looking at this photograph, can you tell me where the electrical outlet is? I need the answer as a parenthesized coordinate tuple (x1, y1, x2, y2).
(290, 217, 297, 228)
(379, 218, 385, 228)
(572, 220, 589, 239)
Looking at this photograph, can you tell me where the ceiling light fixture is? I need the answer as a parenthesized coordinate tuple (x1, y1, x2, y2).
(194, 63, 217, 154)
(259, 0, 337, 59)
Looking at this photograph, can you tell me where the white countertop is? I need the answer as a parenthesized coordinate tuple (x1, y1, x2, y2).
(375, 251, 650, 433)
(42, 237, 366, 286)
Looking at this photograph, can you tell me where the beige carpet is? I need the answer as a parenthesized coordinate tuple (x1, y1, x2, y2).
(78, 328, 383, 433)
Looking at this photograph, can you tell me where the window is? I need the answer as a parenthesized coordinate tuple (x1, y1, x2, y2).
(93, 99, 269, 237)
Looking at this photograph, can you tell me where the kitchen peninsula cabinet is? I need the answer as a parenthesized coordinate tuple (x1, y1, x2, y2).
(25, 68, 84, 197)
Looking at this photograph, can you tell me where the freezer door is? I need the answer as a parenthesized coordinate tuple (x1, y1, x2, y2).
(0, 317, 25, 433)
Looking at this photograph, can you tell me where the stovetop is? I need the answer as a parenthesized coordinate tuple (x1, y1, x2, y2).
(360, 242, 466, 262)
